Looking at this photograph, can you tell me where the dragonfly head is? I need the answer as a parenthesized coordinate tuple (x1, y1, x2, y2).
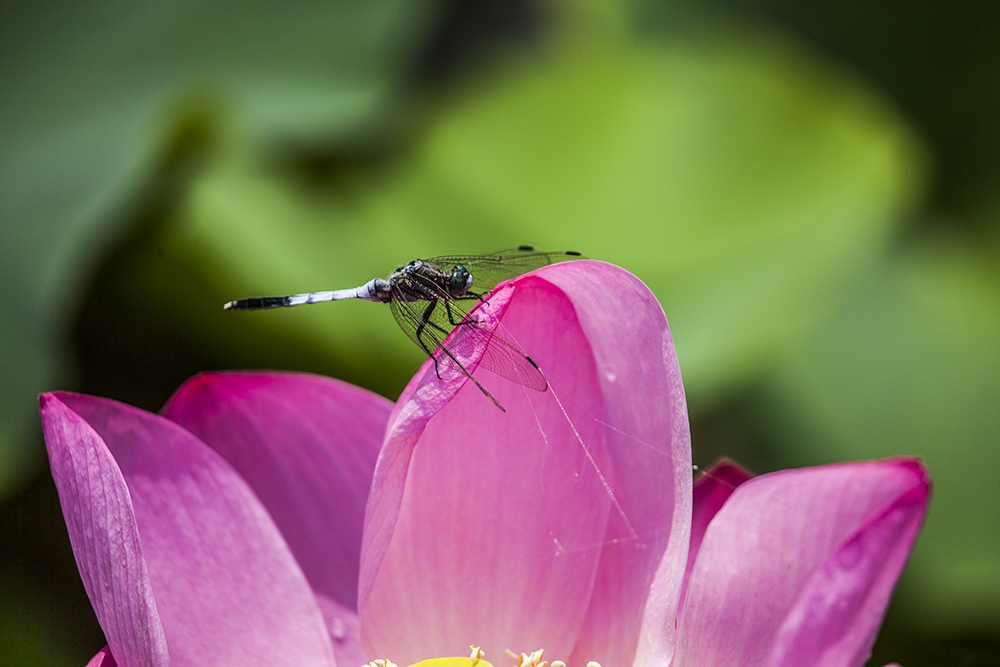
(448, 264, 473, 295)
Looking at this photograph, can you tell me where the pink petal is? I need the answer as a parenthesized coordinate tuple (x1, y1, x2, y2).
(675, 459, 930, 667)
(41, 395, 168, 667)
(679, 459, 754, 615)
(85, 647, 117, 667)
(539, 261, 692, 667)
(766, 475, 929, 667)
(689, 459, 754, 569)
(42, 392, 336, 667)
(162, 371, 391, 665)
(360, 261, 691, 666)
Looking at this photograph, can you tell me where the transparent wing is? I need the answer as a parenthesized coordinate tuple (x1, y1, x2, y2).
(388, 275, 546, 392)
(473, 329, 548, 391)
(424, 247, 583, 296)
(388, 295, 461, 362)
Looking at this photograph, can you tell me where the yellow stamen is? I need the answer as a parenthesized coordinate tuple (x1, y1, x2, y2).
(503, 648, 556, 667)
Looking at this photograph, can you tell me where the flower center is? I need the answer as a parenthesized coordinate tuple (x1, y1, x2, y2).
(502, 648, 601, 667)
(363, 646, 603, 667)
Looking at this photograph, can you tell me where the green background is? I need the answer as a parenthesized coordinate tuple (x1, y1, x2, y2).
(1, 1, 997, 665)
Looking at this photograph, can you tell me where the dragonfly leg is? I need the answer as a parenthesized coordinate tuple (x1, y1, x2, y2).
(415, 303, 507, 412)
(414, 300, 449, 380)
(443, 297, 482, 326)
(461, 291, 487, 304)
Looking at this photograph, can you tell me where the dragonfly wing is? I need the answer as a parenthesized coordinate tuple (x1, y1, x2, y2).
(425, 247, 583, 296)
(432, 315, 547, 392)
(387, 273, 481, 368)
(388, 284, 546, 392)
(388, 296, 455, 361)
(473, 328, 548, 391)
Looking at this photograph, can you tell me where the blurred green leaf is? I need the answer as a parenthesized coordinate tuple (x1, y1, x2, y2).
(408, 28, 926, 403)
(686, 0, 1000, 219)
(761, 235, 1000, 633)
(0, 318, 53, 497)
(177, 24, 924, 404)
(0, 0, 441, 493)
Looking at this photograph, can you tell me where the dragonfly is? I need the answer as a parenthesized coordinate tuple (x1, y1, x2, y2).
(224, 246, 583, 411)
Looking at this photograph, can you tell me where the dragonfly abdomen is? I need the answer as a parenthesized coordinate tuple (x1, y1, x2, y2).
(224, 278, 388, 310)
(224, 295, 295, 310)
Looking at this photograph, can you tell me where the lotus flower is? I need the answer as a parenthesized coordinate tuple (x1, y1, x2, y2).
(39, 261, 929, 667)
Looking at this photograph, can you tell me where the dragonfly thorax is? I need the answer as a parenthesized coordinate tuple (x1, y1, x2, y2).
(389, 260, 471, 302)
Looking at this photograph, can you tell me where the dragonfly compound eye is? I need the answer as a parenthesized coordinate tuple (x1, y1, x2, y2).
(449, 265, 473, 294)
